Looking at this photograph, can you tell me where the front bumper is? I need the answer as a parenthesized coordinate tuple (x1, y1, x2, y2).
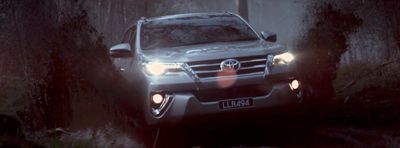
(141, 61, 299, 125)
(144, 81, 300, 125)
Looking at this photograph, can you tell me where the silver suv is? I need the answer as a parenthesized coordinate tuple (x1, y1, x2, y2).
(109, 12, 304, 125)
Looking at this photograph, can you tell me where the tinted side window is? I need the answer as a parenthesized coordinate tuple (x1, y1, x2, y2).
(129, 27, 136, 47)
(121, 25, 136, 44)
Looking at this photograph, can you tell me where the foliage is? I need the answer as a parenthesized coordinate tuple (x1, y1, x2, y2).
(0, 0, 131, 143)
(296, 3, 362, 99)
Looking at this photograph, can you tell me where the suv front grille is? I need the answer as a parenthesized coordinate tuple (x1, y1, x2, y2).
(186, 55, 267, 78)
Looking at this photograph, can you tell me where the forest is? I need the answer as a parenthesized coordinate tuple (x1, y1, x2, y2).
(0, 0, 400, 147)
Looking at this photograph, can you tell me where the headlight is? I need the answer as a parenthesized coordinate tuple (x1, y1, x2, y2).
(273, 52, 294, 65)
(144, 62, 182, 76)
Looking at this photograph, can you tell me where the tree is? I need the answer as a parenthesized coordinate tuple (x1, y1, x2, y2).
(296, 4, 362, 100)
(238, 0, 249, 21)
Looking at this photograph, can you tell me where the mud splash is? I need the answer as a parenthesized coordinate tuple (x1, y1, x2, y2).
(295, 3, 362, 99)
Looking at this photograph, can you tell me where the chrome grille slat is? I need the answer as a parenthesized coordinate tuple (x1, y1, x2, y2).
(239, 64, 266, 70)
(195, 65, 265, 74)
(186, 55, 267, 78)
(195, 69, 221, 74)
(189, 63, 220, 68)
(200, 72, 265, 80)
(240, 59, 267, 64)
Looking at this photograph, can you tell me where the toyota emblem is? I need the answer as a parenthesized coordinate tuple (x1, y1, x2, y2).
(220, 59, 241, 72)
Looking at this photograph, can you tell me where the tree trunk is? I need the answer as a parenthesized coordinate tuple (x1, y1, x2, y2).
(238, 0, 249, 21)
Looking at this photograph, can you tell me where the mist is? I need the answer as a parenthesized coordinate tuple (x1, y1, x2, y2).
(1, 0, 400, 147)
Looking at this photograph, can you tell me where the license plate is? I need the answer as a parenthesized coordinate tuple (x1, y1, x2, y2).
(219, 98, 253, 110)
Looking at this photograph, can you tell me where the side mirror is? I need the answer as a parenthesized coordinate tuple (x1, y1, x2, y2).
(260, 31, 277, 42)
(109, 43, 133, 58)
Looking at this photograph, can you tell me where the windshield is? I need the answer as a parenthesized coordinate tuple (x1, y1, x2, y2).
(140, 14, 259, 50)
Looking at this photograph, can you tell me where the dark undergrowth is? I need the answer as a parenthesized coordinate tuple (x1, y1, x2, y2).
(295, 3, 362, 100)
(0, 0, 140, 147)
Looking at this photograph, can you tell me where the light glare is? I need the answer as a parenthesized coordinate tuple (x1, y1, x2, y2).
(277, 52, 294, 63)
(145, 62, 182, 76)
(290, 80, 300, 90)
(152, 94, 164, 104)
(274, 52, 294, 65)
(145, 63, 166, 76)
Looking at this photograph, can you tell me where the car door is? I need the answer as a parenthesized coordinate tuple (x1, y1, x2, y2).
(111, 25, 136, 82)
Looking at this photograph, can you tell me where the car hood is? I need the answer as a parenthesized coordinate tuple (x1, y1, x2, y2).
(140, 40, 285, 63)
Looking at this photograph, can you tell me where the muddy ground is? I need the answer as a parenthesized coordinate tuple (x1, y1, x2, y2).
(3, 94, 400, 148)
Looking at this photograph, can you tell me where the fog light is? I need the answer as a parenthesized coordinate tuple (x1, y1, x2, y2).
(290, 80, 300, 90)
(152, 94, 164, 104)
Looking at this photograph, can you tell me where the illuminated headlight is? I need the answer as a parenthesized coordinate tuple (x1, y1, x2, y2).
(273, 52, 294, 65)
(144, 62, 182, 76)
